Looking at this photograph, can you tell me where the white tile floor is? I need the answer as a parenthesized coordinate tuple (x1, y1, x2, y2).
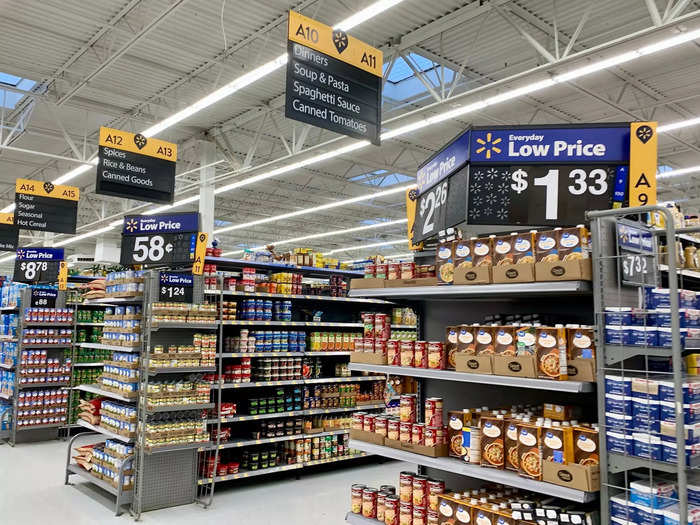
(0, 438, 407, 524)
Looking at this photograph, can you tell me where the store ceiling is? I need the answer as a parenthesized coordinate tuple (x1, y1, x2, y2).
(1, 0, 700, 265)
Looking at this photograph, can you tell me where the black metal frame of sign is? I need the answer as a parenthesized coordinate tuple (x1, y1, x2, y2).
(158, 271, 194, 303)
(13, 248, 64, 284)
(30, 288, 58, 308)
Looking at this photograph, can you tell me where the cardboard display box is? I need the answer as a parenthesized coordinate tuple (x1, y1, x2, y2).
(454, 265, 491, 285)
(542, 461, 600, 492)
(535, 259, 592, 282)
(492, 355, 537, 378)
(384, 437, 448, 458)
(454, 354, 493, 375)
(350, 352, 387, 365)
(350, 278, 385, 289)
(492, 263, 535, 284)
(350, 428, 385, 446)
(384, 277, 438, 288)
(566, 358, 596, 382)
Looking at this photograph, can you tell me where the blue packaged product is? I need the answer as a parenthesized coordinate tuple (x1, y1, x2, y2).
(297, 333, 306, 351)
(606, 393, 632, 415)
(632, 398, 661, 431)
(607, 431, 634, 455)
(660, 401, 700, 424)
(660, 421, 700, 444)
(628, 326, 659, 347)
(633, 502, 665, 525)
(657, 327, 687, 348)
(661, 440, 700, 465)
(633, 433, 663, 460)
(663, 504, 700, 525)
(610, 495, 633, 520)
(289, 331, 297, 344)
(606, 411, 633, 431)
(689, 479, 700, 506)
(605, 325, 627, 345)
(658, 380, 700, 403)
(606, 375, 633, 396)
(629, 478, 677, 508)
(632, 377, 661, 401)
(605, 307, 643, 326)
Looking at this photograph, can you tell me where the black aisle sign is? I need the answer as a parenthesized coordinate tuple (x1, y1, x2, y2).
(13, 248, 64, 284)
(96, 127, 176, 204)
(159, 272, 194, 303)
(467, 164, 617, 226)
(412, 166, 468, 243)
(616, 221, 656, 287)
(285, 11, 382, 145)
(31, 288, 58, 308)
(120, 212, 203, 267)
(14, 179, 79, 234)
(0, 213, 19, 251)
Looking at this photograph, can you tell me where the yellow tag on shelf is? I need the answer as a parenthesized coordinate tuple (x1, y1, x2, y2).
(192, 232, 208, 275)
(629, 121, 658, 207)
(405, 187, 423, 251)
(58, 261, 68, 291)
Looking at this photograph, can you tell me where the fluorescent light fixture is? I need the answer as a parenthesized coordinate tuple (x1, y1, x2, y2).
(324, 238, 407, 255)
(53, 161, 96, 185)
(658, 116, 700, 133)
(333, 0, 405, 30)
(214, 184, 413, 234)
(658, 165, 700, 179)
(53, 226, 114, 247)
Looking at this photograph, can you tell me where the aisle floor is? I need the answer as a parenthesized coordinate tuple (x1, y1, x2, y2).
(0, 438, 406, 524)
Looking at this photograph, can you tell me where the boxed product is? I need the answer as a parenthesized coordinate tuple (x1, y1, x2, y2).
(480, 416, 505, 469)
(436, 242, 455, 285)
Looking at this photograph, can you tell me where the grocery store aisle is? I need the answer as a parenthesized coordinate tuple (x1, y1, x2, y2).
(0, 439, 405, 524)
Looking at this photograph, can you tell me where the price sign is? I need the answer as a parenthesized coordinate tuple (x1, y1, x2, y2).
(30, 288, 58, 308)
(467, 164, 618, 226)
(158, 272, 193, 303)
(120, 212, 203, 267)
(412, 167, 468, 243)
(616, 221, 656, 287)
(13, 248, 64, 283)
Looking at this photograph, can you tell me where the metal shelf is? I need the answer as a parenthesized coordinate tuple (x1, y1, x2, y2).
(210, 404, 384, 424)
(151, 322, 219, 330)
(349, 364, 594, 393)
(145, 402, 214, 413)
(0, 392, 11, 399)
(306, 351, 352, 356)
(304, 375, 386, 384)
(345, 512, 379, 524)
(608, 452, 700, 474)
(147, 366, 216, 375)
(204, 256, 363, 278)
(0, 362, 14, 369)
(350, 440, 597, 503)
(16, 422, 63, 431)
(73, 362, 104, 368)
(66, 463, 133, 502)
(391, 325, 417, 330)
(218, 352, 306, 358)
(22, 322, 74, 327)
(348, 281, 592, 300)
(0, 306, 18, 311)
(659, 264, 700, 280)
(202, 429, 350, 451)
(79, 342, 140, 352)
(20, 343, 72, 349)
(76, 419, 134, 443)
(18, 381, 69, 389)
(74, 384, 136, 403)
(221, 320, 362, 328)
(83, 297, 143, 305)
(206, 289, 392, 304)
(76, 322, 105, 327)
(143, 441, 211, 454)
(217, 377, 385, 389)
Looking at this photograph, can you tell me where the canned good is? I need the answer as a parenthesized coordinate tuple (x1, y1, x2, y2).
(387, 418, 400, 441)
(427, 480, 445, 511)
(363, 414, 376, 433)
(399, 421, 413, 443)
(374, 338, 387, 356)
(352, 412, 366, 431)
(427, 509, 440, 525)
(377, 491, 388, 522)
(427, 342, 445, 370)
(413, 505, 427, 525)
(400, 341, 414, 367)
(375, 313, 390, 339)
(351, 484, 365, 513)
(425, 398, 444, 427)
(387, 340, 400, 366)
(424, 426, 438, 447)
(412, 476, 428, 507)
(362, 487, 378, 519)
(399, 501, 413, 525)
(388, 263, 401, 280)
(399, 394, 416, 423)
(385, 495, 400, 525)
(399, 471, 414, 503)
(363, 337, 375, 353)
(375, 416, 388, 437)
(362, 313, 375, 338)
(414, 341, 428, 368)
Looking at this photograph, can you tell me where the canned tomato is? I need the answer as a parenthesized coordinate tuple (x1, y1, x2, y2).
(414, 341, 428, 368)
(362, 313, 375, 337)
(401, 262, 415, 280)
(363, 487, 378, 519)
(424, 426, 437, 447)
(399, 421, 413, 443)
(412, 476, 428, 507)
(427, 509, 439, 525)
(399, 501, 413, 525)
(385, 495, 400, 525)
(387, 418, 400, 440)
(352, 412, 366, 431)
(399, 394, 416, 423)
(399, 471, 414, 503)
(400, 341, 414, 367)
(427, 342, 445, 370)
(427, 480, 445, 511)
(387, 340, 400, 365)
(375, 263, 388, 279)
(363, 414, 376, 433)
(375, 416, 388, 437)
(377, 491, 389, 522)
(375, 313, 390, 339)
(388, 263, 401, 280)
(365, 264, 376, 278)
(412, 423, 424, 445)
(363, 337, 375, 353)
(374, 338, 387, 356)
(425, 397, 444, 427)
(351, 484, 365, 513)
(413, 505, 427, 525)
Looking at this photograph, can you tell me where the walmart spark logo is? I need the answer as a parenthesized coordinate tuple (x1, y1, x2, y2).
(474, 132, 502, 159)
(125, 219, 138, 233)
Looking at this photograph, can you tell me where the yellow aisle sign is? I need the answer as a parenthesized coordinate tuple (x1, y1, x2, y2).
(0, 213, 14, 225)
(288, 10, 383, 77)
(629, 122, 657, 207)
(58, 261, 68, 291)
(192, 232, 208, 275)
(405, 188, 423, 251)
(98, 127, 177, 162)
(15, 179, 79, 201)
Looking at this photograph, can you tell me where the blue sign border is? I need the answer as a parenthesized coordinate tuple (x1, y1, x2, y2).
(416, 129, 470, 194)
(159, 272, 194, 286)
(16, 248, 64, 261)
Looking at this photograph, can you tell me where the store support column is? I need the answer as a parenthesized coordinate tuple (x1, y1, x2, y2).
(199, 140, 216, 238)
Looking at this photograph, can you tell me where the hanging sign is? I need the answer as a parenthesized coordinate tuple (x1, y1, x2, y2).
(0, 213, 19, 251)
(616, 220, 656, 287)
(96, 127, 177, 204)
(14, 179, 79, 234)
(285, 10, 382, 145)
(120, 212, 201, 267)
(13, 248, 64, 283)
(159, 272, 194, 303)
(30, 288, 58, 308)
(628, 121, 657, 206)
